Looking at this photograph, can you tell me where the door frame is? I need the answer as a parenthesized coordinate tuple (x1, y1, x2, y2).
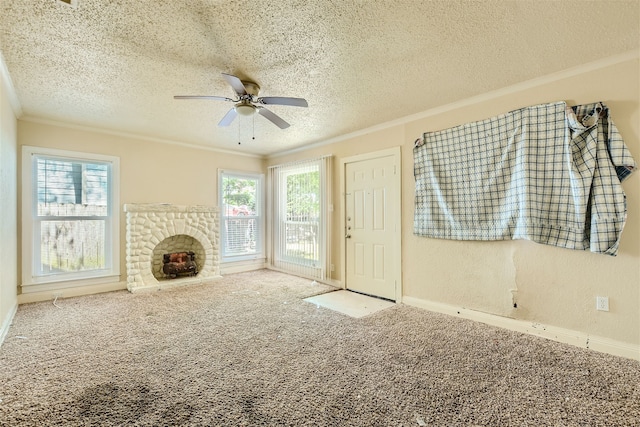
(339, 147, 402, 302)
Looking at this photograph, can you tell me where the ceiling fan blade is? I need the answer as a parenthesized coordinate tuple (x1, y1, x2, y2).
(218, 108, 238, 126)
(258, 97, 308, 107)
(221, 73, 247, 96)
(258, 107, 290, 129)
(174, 95, 234, 102)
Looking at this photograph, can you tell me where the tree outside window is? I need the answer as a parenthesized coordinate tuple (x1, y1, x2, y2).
(220, 173, 263, 259)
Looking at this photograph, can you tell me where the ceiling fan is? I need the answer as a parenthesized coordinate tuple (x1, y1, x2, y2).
(174, 73, 308, 129)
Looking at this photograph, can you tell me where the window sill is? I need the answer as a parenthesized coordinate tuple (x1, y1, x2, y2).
(222, 253, 265, 263)
(21, 273, 121, 294)
(220, 257, 267, 275)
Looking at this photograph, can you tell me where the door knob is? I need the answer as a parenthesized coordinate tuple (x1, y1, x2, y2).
(345, 234, 351, 239)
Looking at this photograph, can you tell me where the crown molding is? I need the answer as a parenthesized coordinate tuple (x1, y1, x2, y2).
(268, 49, 640, 159)
(19, 116, 264, 159)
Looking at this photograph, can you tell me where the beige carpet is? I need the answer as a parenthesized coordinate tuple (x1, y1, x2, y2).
(1, 269, 639, 426)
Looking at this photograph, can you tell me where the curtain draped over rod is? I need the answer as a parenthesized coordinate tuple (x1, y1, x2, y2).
(268, 155, 332, 279)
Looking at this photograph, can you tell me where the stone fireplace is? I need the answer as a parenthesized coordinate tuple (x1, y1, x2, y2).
(123, 203, 221, 292)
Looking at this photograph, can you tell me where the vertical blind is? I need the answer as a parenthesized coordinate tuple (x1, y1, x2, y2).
(268, 156, 331, 280)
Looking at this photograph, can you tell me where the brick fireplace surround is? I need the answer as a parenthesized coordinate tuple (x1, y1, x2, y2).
(123, 203, 221, 292)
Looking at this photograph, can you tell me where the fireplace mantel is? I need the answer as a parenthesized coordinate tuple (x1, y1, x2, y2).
(123, 203, 221, 292)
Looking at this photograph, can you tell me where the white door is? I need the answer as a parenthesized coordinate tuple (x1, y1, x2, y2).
(344, 150, 399, 301)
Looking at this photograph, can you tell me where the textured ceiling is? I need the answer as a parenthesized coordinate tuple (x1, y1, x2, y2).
(1, 0, 639, 156)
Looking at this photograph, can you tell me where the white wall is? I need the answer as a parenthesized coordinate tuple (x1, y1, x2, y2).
(0, 56, 19, 344)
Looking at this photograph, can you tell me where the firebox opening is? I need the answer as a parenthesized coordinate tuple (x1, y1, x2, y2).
(152, 234, 205, 281)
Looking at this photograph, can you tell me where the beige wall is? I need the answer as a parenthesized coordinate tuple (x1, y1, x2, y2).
(17, 122, 265, 291)
(403, 58, 639, 346)
(0, 64, 18, 339)
(269, 57, 640, 347)
(267, 125, 406, 282)
(10, 55, 639, 353)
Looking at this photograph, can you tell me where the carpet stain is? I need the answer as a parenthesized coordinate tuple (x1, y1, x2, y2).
(160, 401, 195, 424)
(76, 382, 156, 423)
(240, 394, 270, 424)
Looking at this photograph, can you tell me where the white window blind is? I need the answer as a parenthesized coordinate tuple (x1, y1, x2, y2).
(219, 171, 263, 261)
(268, 156, 331, 280)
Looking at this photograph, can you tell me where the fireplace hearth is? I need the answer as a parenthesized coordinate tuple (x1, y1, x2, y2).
(123, 203, 221, 292)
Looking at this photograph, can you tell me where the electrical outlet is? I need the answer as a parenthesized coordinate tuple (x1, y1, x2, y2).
(330, 264, 335, 272)
(596, 296, 609, 312)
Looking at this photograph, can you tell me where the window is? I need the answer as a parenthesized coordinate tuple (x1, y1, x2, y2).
(219, 171, 264, 261)
(22, 146, 119, 288)
(268, 156, 331, 280)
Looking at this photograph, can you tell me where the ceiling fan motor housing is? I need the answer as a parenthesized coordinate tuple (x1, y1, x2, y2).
(235, 81, 260, 115)
(241, 81, 260, 97)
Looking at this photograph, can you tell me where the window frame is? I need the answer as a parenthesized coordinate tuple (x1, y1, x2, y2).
(21, 146, 120, 290)
(218, 169, 265, 263)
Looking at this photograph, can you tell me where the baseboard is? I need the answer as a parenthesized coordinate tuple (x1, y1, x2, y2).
(402, 296, 640, 362)
(17, 281, 127, 304)
(220, 259, 267, 275)
(0, 302, 18, 347)
(265, 266, 342, 289)
(322, 278, 343, 288)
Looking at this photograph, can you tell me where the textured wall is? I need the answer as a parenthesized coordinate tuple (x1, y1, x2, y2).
(0, 61, 18, 340)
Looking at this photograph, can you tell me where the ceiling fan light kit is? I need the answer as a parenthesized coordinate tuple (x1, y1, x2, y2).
(174, 73, 308, 130)
(235, 103, 256, 116)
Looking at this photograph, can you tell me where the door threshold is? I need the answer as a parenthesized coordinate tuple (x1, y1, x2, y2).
(303, 290, 395, 318)
(346, 288, 395, 303)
